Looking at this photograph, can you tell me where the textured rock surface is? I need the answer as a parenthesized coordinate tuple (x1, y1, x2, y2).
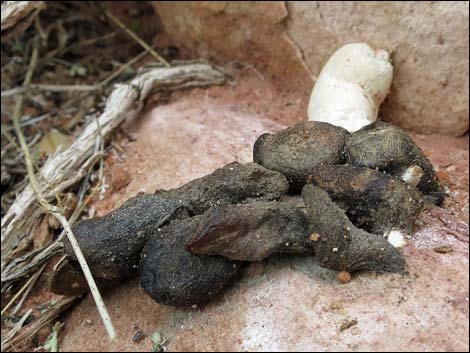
(153, 1, 469, 135)
(153, 1, 313, 94)
(286, 1, 469, 136)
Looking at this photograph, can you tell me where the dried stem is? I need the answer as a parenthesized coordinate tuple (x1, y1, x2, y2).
(9, 36, 116, 340)
(2, 297, 78, 352)
(1, 1, 45, 40)
(98, 3, 170, 67)
(1, 262, 46, 316)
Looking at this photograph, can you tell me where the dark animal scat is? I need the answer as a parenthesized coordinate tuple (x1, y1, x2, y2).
(140, 217, 241, 307)
(62, 162, 288, 285)
(49, 257, 121, 296)
(301, 184, 406, 274)
(253, 121, 349, 191)
(186, 201, 312, 261)
(65, 194, 187, 280)
(158, 161, 289, 215)
(346, 121, 444, 203)
(308, 164, 423, 235)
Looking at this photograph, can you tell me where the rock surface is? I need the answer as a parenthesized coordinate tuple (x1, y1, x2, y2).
(152, 1, 469, 136)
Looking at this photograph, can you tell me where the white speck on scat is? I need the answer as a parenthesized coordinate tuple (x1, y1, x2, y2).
(387, 230, 407, 248)
(401, 165, 423, 187)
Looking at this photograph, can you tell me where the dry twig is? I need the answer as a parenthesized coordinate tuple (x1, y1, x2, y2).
(2, 297, 78, 352)
(1, 308, 33, 351)
(1, 1, 45, 40)
(98, 3, 170, 67)
(1, 262, 46, 316)
(6, 35, 117, 340)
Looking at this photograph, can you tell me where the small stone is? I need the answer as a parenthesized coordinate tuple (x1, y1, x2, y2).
(310, 233, 320, 241)
(337, 271, 351, 284)
(132, 330, 146, 343)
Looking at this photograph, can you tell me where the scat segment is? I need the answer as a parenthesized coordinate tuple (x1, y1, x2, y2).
(186, 201, 312, 261)
(140, 217, 241, 307)
(346, 121, 443, 203)
(308, 164, 423, 235)
(253, 121, 349, 191)
(63, 163, 288, 282)
(301, 184, 406, 274)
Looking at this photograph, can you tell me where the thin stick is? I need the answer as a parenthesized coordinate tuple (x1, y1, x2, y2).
(1, 309, 33, 351)
(1, 146, 99, 286)
(10, 37, 116, 340)
(1, 113, 50, 131)
(0, 263, 45, 316)
(2, 62, 227, 264)
(91, 113, 106, 200)
(1, 241, 62, 286)
(99, 4, 170, 67)
(2, 297, 77, 352)
(2, 49, 150, 97)
(1, 84, 97, 97)
(98, 49, 149, 87)
(55, 213, 116, 340)
(12, 262, 47, 314)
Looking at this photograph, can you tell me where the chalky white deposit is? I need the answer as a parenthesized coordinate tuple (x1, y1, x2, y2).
(387, 230, 407, 248)
(308, 43, 393, 132)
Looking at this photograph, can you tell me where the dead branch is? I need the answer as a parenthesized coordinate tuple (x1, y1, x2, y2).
(1, 296, 78, 352)
(98, 4, 170, 67)
(1, 1, 45, 41)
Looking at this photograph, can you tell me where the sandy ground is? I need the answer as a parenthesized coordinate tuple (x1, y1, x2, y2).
(40, 72, 469, 351)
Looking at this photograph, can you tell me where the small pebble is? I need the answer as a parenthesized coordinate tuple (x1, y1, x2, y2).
(310, 233, 320, 241)
(337, 271, 351, 284)
(132, 330, 146, 343)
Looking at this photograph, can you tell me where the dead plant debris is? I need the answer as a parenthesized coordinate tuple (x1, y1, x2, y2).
(339, 319, 358, 332)
(433, 245, 453, 254)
